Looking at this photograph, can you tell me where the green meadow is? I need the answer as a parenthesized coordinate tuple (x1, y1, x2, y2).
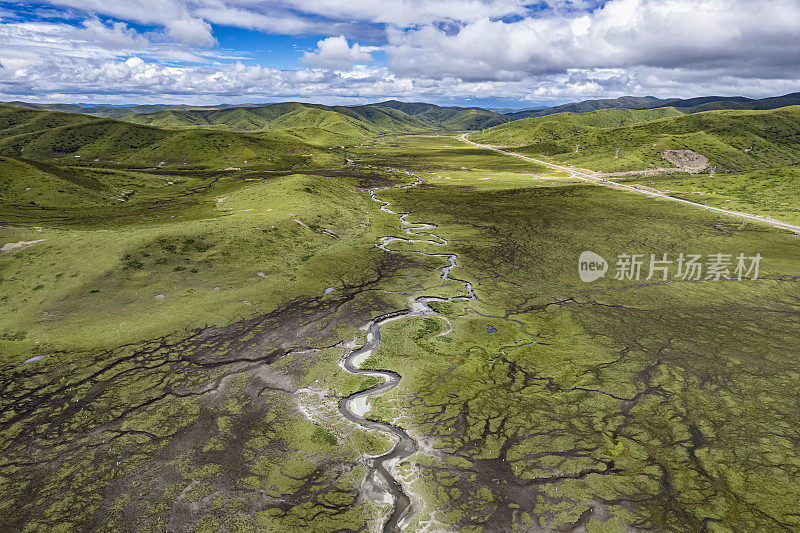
(474, 106, 800, 173)
(1, 103, 799, 532)
(357, 140, 800, 532)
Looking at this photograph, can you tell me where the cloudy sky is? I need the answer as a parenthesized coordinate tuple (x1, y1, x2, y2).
(1, 0, 799, 108)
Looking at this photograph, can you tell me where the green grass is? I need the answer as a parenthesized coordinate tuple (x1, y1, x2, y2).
(122, 102, 434, 142)
(361, 170, 800, 532)
(372, 101, 509, 130)
(0, 159, 443, 531)
(616, 165, 800, 226)
(476, 107, 685, 146)
(2, 112, 800, 533)
(0, 105, 343, 170)
(474, 106, 800, 173)
(121, 101, 510, 140)
(350, 134, 551, 173)
(0, 171, 428, 356)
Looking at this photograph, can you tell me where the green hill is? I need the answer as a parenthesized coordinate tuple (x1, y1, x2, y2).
(506, 96, 677, 119)
(122, 102, 434, 141)
(473, 106, 800, 173)
(506, 92, 800, 119)
(476, 107, 685, 145)
(0, 101, 246, 118)
(372, 100, 509, 129)
(0, 105, 340, 170)
(123, 101, 507, 135)
(0, 156, 227, 225)
(8, 100, 508, 132)
(0, 106, 97, 136)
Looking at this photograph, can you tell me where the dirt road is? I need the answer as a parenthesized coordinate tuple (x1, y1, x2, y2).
(460, 134, 800, 233)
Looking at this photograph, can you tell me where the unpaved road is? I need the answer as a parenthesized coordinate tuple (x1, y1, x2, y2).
(460, 134, 800, 233)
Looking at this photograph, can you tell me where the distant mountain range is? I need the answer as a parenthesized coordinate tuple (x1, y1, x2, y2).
(505, 92, 800, 119)
(0, 101, 256, 118)
(0, 100, 509, 131)
(0, 99, 508, 169)
(2, 91, 799, 146)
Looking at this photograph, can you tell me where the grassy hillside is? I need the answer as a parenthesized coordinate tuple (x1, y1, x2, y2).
(506, 96, 677, 119)
(372, 100, 509, 129)
(122, 102, 434, 142)
(474, 106, 800, 173)
(124, 101, 507, 135)
(613, 165, 800, 226)
(0, 107, 97, 136)
(670, 93, 800, 113)
(506, 92, 800, 119)
(0, 105, 341, 170)
(0, 101, 245, 118)
(480, 107, 684, 145)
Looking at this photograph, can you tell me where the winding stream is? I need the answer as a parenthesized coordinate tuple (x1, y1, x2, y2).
(337, 174, 476, 532)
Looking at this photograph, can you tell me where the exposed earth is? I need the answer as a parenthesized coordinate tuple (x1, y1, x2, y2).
(661, 149, 710, 172)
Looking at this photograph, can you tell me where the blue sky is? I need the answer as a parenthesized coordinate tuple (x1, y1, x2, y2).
(0, 0, 799, 107)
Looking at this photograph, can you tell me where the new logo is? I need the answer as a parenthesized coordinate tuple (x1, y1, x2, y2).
(578, 251, 608, 282)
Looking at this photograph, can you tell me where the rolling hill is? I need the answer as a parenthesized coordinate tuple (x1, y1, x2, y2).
(122, 101, 508, 133)
(0, 105, 341, 170)
(474, 106, 800, 173)
(505, 96, 677, 119)
(370, 100, 509, 129)
(670, 93, 800, 113)
(507, 92, 800, 119)
(6, 100, 509, 133)
(0, 101, 248, 118)
(480, 107, 685, 145)
(122, 102, 434, 139)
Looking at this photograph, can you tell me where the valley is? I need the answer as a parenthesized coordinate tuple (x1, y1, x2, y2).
(1, 101, 799, 532)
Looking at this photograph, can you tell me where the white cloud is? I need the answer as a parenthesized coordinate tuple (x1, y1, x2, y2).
(165, 18, 215, 47)
(274, 0, 529, 27)
(2, 0, 799, 105)
(41, 0, 530, 33)
(301, 35, 375, 69)
(385, 0, 800, 81)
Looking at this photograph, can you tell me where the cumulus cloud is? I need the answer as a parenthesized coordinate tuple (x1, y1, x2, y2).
(301, 36, 375, 69)
(386, 0, 800, 81)
(2, 0, 800, 104)
(165, 18, 215, 47)
(42, 0, 530, 34)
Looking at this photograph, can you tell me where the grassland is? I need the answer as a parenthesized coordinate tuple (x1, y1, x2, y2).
(0, 146, 451, 530)
(350, 134, 800, 531)
(0, 105, 344, 170)
(122, 102, 434, 140)
(121, 101, 508, 136)
(2, 105, 800, 533)
(351, 134, 553, 174)
(613, 166, 800, 226)
(474, 106, 800, 173)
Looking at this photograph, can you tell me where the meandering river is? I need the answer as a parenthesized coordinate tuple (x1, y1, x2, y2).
(337, 174, 476, 532)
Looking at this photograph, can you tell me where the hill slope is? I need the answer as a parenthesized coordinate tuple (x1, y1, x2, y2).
(0, 105, 340, 169)
(479, 107, 685, 145)
(10, 100, 508, 133)
(508, 92, 800, 119)
(122, 102, 435, 141)
(506, 96, 677, 119)
(371, 100, 509, 129)
(474, 106, 800, 173)
(0, 101, 247, 118)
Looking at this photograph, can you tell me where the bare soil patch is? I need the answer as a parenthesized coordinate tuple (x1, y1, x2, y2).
(1, 239, 46, 252)
(662, 149, 709, 173)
